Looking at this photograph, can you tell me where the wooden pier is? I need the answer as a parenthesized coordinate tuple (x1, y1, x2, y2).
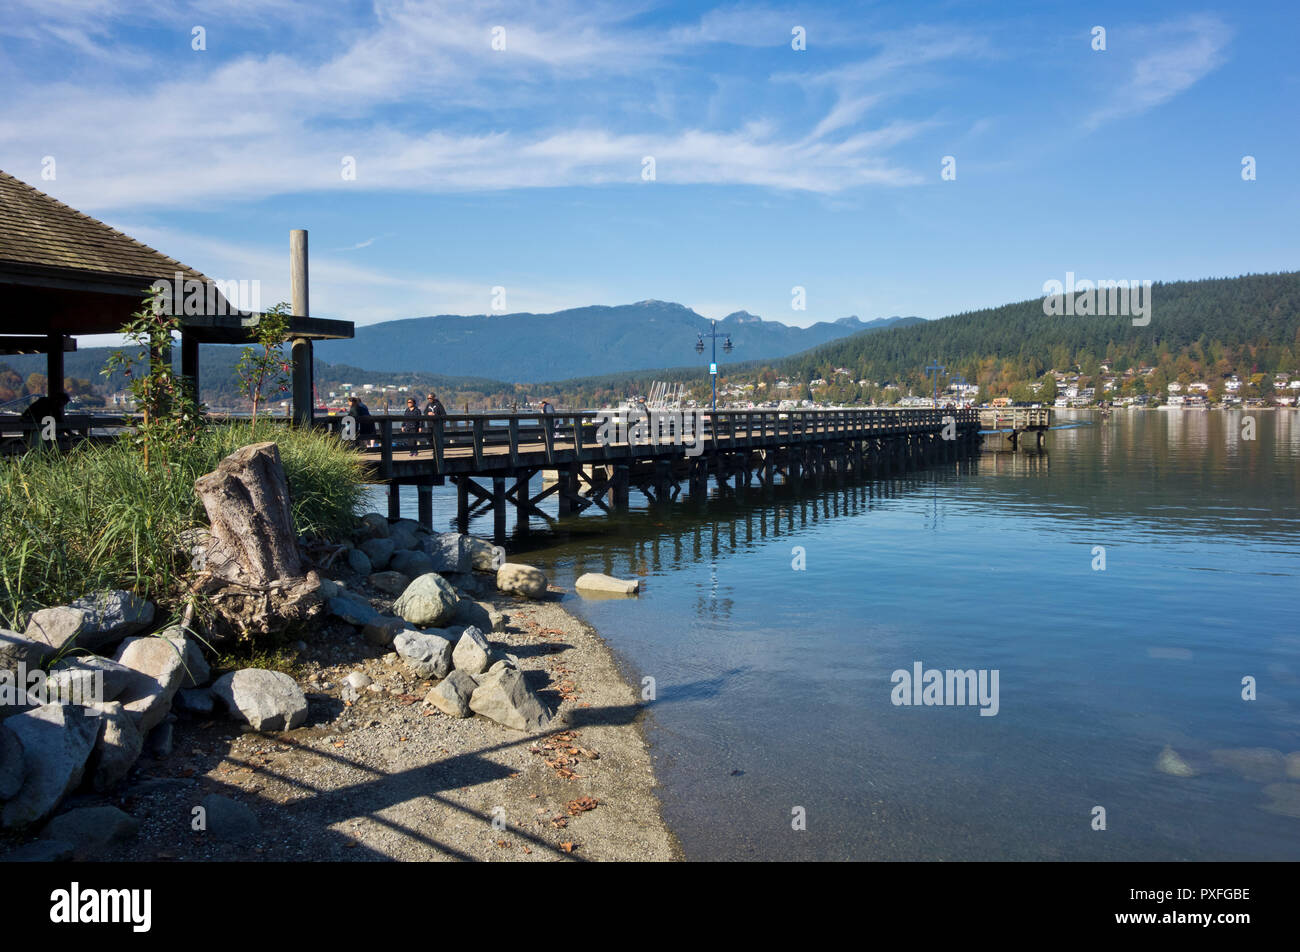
(319, 407, 988, 541)
(977, 407, 1053, 450)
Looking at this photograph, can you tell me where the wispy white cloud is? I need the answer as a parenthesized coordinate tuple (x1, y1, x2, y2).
(1084, 15, 1231, 129)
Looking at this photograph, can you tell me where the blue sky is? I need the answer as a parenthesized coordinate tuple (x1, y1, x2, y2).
(1, 0, 1296, 341)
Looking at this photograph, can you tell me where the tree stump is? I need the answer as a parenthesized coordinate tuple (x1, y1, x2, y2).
(192, 441, 322, 643)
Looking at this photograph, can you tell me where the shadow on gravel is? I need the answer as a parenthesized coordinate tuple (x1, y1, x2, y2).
(218, 700, 651, 861)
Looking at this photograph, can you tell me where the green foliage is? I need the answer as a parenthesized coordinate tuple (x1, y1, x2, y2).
(235, 303, 292, 423)
(102, 287, 205, 470)
(0, 422, 365, 629)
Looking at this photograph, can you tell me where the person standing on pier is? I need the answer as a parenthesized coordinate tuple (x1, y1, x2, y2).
(402, 397, 421, 455)
(423, 391, 446, 452)
(347, 396, 375, 448)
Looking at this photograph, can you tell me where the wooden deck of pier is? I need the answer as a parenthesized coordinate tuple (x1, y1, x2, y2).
(321, 407, 988, 540)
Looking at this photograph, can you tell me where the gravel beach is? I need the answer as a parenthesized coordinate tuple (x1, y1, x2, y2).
(56, 586, 680, 862)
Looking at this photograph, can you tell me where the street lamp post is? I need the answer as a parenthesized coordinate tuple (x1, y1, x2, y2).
(695, 321, 733, 411)
(925, 360, 947, 408)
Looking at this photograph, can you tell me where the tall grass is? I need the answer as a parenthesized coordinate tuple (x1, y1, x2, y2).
(0, 422, 366, 629)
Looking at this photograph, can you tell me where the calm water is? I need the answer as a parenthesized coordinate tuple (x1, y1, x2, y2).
(375, 410, 1300, 860)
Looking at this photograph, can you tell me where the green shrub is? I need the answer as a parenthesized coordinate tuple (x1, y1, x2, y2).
(0, 422, 365, 629)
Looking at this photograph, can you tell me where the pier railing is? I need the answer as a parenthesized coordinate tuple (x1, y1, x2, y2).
(314, 407, 981, 479)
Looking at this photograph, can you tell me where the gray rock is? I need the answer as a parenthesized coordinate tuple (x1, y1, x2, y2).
(0, 723, 23, 800)
(41, 806, 138, 858)
(390, 549, 435, 578)
(425, 533, 469, 574)
(388, 524, 419, 553)
(198, 794, 259, 842)
(1, 704, 99, 828)
(368, 570, 411, 596)
(344, 671, 373, 691)
(174, 688, 214, 717)
(469, 667, 551, 732)
(159, 627, 209, 688)
(464, 536, 499, 572)
(85, 701, 143, 792)
(22, 608, 86, 658)
(345, 548, 373, 576)
(114, 636, 187, 734)
(362, 615, 405, 647)
(393, 573, 460, 628)
(4, 838, 74, 861)
(211, 669, 309, 732)
(359, 537, 396, 571)
(316, 577, 341, 600)
(487, 651, 520, 675)
(67, 591, 155, 650)
(145, 721, 174, 758)
(329, 593, 382, 628)
(358, 513, 389, 540)
(1, 629, 50, 671)
(425, 670, 477, 718)
(496, 563, 549, 599)
(46, 655, 136, 703)
(451, 599, 494, 634)
(393, 631, 454, 679)
(442, 572, 486, 597)
(452, 626, 492, 675)
(575, 572, 640, 595)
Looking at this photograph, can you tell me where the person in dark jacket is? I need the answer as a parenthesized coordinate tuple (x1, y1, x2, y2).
(423, 392, 446, 417)
(347, 396, 375, 446)
(401, 397, 421, 455)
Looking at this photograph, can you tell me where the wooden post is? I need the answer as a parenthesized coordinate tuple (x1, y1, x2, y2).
(492, 476, 506, 543)
(45, 333, 65, 423)
(417, 483, 433, 531)
(456, 477, 469, 534)
(387, 481, 401, 521)
(290, 229, 313, 426)
(514, 472, 530, 534)
(180, 330, 199, 401)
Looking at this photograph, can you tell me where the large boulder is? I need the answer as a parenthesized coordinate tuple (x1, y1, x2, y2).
(22, 608, 87, 657)
(359, 537, 396, 571)
(496, 563, 548, 599)
(328, 593, 382, 629)
(114, 636, 187, 734)
(393, 574, 460, 627)
(575, 573, 640, 596)
(160, 627, 210, 688)
(451, 627, 492, 675)
(362, 615, 405, 648)
(463, 536, 499, 572)
(388, 523, 420, 553)
(451, 599, 494, 633)
(424, 533, 469, 574)
(47, 655, 138, 704)
(41, 805, 139, 859)
(0, 629, 49, 671)
(85, 701, 144, 792)
(358, 513, 389, 540)
(469, 668, 550, 732)
(390, 549, 435, 578)
(393, 631, 454, 679)
(345, 548, 373, 576)
(211, 669, 309, 732)
(66, 591, 154, 650)
(425, 670, 477, 718)
(1, 704, 99, 828)
(368, 570, 411, 596)
(0, 723, 23, 799)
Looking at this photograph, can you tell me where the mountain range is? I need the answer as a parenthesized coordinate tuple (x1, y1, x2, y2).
(312, 301, 921, 382)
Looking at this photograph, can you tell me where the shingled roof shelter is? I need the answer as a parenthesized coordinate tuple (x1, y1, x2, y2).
(0, 169, 352, 423)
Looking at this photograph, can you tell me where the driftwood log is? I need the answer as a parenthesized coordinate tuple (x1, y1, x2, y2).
(191, 441, 323, 643)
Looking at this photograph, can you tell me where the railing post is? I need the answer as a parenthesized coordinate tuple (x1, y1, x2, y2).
(380, 418, 393, 477)
(472, 417, 485, 469)
(508, 416, 520, 467)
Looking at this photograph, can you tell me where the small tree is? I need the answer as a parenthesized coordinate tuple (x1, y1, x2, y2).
(235, 303, 291, 424)
(103, 286, 205, 472)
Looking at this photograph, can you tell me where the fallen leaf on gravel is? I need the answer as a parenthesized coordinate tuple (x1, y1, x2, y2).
(334, 741, 346, 748)
(551, 816, 568, 828)
(560, 841, 575, 853)
(523, 846, 532, 855)
(497, 840, 508, 848)
(398, 736, 408, 742)
(567, 796, 598, 815)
